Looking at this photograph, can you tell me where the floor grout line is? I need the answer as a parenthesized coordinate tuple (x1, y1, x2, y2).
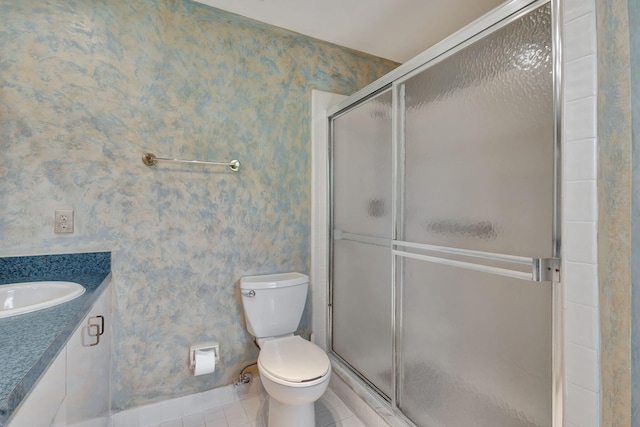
(142, 386, 366, 427)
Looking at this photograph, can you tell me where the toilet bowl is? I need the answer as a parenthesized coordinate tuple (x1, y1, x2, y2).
(240, 273, 332, 427)
(258, 335, 331, 426)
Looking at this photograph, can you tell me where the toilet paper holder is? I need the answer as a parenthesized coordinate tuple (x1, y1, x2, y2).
(189, 341, 220, 370)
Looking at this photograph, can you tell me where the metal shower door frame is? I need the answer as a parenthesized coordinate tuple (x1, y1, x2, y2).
(327, 0, 563, 425)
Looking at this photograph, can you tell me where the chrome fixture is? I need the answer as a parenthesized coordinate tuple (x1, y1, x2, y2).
(142, 152, 240, 171)
(234, 362, 256, 387)
(241, 289, 256, 298)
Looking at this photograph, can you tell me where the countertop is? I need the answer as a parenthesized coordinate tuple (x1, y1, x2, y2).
(0, 252, 111, 427)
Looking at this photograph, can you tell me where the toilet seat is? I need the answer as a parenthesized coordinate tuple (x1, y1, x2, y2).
(258, 335, 330, 384)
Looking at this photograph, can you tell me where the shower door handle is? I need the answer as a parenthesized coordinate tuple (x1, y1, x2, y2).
(393, 240, 561, 282)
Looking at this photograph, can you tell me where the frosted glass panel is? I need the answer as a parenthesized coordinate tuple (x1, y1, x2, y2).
(329, 4, 556, 423)
(333, 89, 393, 238)
(402, 4, 553, 257)
(399, 256, 552, 426)
(332, 239, 392, 397)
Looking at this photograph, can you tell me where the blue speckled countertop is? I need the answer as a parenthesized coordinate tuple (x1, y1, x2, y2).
(0, 252, 111, 427)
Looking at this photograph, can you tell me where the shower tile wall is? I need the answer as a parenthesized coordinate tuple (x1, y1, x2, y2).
(0, 0, 397, 411)
(563, 0, 599, 426)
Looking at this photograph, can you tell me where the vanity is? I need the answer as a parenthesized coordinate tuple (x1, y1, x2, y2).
(0, 252, 111, 427)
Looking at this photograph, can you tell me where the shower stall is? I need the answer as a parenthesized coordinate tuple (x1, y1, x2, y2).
(327, 0, 561, 426)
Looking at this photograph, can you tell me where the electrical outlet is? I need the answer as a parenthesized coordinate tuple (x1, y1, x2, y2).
(54, 210, 74, 233)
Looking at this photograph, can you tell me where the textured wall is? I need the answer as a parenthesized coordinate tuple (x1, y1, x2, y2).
(630, 0, 640, 423)
(595, 0, 632, 425)
(0, 0, 397, 410)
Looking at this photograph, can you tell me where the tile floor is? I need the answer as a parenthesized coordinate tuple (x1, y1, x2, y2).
(146, 388, 365, 427)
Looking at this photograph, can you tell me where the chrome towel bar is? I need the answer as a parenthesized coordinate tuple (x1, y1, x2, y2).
(142, 152, 240, 172)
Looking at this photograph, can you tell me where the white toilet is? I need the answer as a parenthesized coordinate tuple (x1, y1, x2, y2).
(240, 272, 331, 427)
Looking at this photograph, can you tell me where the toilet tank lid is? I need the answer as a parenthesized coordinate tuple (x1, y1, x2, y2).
(240, 272, 308, 290)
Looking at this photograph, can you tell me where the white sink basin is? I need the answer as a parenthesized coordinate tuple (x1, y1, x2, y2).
(0, 281, 86, 319)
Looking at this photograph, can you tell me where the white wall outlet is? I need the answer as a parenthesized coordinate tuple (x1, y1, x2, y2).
(54, 209, 74, 233)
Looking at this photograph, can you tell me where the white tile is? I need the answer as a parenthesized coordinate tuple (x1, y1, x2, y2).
(565, 181, 597, 221)
(564, 96, 596, 141)
(565, 383, 599, 427)
(244, 417, 266, 427)
(563, 13, 596, 62)
(223, 402, 246, 417)
(166, 395, 197, 419)
(240, 395, 267, 421)
(348, 397, 380, 427)
(316, 404, 356, 427)
(69, 417, 109, 427)
(559, 7, 597, 424)
(566, 302, 599, 349)
(563, 0, 595, 23)
(564, 222, 597, 263)
(565, 261, 598, 307)
(203, 406, 226, 422)
(331, 405, 356, 421)
(138, 394, 199, 426)
(182, 394, 207, 419)
(226, 414, 250, 427)
(564, 55, 597, 101)
(325, 416, 366, 427)
(202, 384, 238, 409)
(318, 389, 343, 409)
(205, 419, 228, 427)
(111, 409, 140, 427)
(183, 413, 206, 427)
(224, 402, 249, 427)
(564, 139, 596, 181)
(327, 377, 389, 427)
(234, 378, 263, 401)
(107, 381, 366, 427)
(566, 342, 599, 391)
(316, 408, 340, 427)
(51, 402, 67, 427)
(341, 389, 363, 411)
(139, 401, 170, 426)
(328, 374, 351, 399)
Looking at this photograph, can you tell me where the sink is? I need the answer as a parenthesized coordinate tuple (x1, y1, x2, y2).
(0, 281, 86, 319)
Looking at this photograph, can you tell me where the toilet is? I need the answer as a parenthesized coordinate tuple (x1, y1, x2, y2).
(240, 272, 331, 427)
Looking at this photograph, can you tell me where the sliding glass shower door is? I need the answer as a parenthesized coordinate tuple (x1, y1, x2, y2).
(330, 2, 558, 426)
(331, 88, 394, 398)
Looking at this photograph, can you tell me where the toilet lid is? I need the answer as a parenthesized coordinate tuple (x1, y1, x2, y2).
(258, 336, 330, 383)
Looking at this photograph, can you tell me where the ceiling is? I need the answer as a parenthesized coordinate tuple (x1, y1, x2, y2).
(192, 0, 507, 63)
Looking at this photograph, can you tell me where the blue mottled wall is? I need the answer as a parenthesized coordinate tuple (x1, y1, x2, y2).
(0, 0, 397, 409)
(595, 0, 633, 424)
(630, 0, 640, 423)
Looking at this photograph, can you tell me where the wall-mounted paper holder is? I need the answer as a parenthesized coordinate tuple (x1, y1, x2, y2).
(189, 341, 220, 370)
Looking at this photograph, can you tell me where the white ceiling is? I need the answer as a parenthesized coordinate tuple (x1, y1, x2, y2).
(193, 0, 506, 63)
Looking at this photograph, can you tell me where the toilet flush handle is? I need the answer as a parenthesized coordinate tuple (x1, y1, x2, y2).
(242, 290, 256, 298)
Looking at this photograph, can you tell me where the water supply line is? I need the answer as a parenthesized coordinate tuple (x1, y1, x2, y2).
(234, 362, 257, 387)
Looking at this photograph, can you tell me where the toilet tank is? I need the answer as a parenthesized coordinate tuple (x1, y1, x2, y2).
(240, 272, 308, 338)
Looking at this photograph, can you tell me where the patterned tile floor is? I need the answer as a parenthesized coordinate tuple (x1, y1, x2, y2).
(146, 388, 365, 427)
